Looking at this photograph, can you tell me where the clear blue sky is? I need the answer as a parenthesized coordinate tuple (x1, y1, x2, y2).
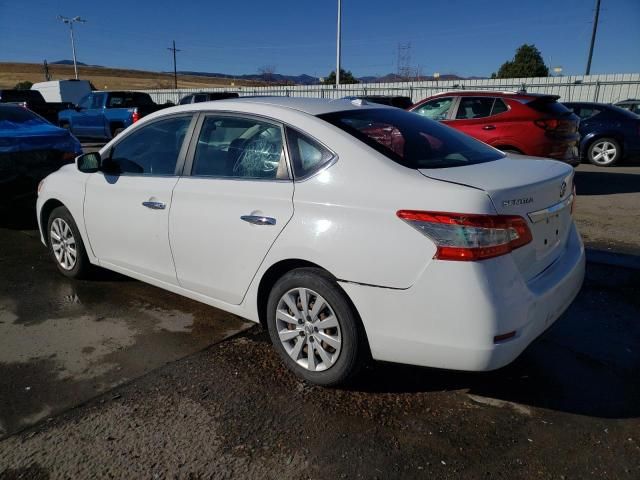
(1, 0, 638, 78)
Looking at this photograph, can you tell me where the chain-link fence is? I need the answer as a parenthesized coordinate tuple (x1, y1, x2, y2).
(139, 73, 640, 106)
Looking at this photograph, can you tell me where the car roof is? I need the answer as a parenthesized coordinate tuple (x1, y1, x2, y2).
(165, 96, 391, 116)
(424, 90, 558, 99)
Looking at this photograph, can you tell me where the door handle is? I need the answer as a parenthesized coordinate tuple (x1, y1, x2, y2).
(482, 125, 496, 130)
(142, 201, 166, 210)
(241, 215, 276, 226)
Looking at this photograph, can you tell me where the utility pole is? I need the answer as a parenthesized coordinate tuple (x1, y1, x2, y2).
(167, 40, 181, 89)
(43, 60, 51, 81)
(336, 0, 342, 86)
(585, 0, 601, 75)
(58, 16, 86, 80)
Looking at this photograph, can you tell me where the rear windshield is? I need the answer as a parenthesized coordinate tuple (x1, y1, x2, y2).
(318, 108, 503, 169)
(526, 98, 571, 115)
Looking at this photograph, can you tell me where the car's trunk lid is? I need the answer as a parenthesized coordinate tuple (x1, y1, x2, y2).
(420, 158, 575, 281)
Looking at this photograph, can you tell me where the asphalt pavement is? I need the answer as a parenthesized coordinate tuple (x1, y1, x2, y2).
(0, 145, 639, 478)
(0, 216, 639, 478)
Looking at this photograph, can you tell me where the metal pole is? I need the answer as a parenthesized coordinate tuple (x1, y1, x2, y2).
(586, 0, 601, 75)
(69, 22, 78, 79)
(173, 40, 178, 89)
(336, 0, 341, 86)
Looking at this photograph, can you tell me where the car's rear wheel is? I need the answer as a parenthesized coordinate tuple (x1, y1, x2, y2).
(47, 206, 91, 278)
(111, 127, 125, 138)
(266, 268, 364, 386)
(588, 138, 621, 166)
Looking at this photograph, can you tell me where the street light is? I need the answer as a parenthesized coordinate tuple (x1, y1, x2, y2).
(58, 15, 86, 80)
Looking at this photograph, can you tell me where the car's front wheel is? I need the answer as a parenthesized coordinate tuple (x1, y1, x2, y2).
(47, 206, 91, 278)
(588, 138, 621, 166)
(266, 268, 365, 386)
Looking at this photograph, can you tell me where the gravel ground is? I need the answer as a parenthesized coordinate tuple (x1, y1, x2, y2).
(1, 263, 639, 479)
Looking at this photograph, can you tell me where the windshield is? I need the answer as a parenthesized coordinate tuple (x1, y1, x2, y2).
(318, 108, 504, 169)
(0, 106, 45, 124)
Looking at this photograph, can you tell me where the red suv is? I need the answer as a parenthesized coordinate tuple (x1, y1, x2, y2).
(408, 91, 580, 165)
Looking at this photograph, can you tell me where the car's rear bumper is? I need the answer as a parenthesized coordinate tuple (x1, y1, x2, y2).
(340, 222, 585, 371)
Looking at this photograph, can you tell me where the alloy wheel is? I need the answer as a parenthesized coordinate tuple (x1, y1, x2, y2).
(591, 141, 617, 165)
(50, 218, 77, 271)
(275, 288, 342, 372)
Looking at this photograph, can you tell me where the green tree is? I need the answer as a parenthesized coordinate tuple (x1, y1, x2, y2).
(492, 44, 549, 79)
(14, 81, 33, 90)
(322, 69, 359, 85)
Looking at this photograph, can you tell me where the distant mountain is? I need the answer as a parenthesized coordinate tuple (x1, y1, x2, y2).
(174, 70, 484, 85)
(51, 60, 103, 67)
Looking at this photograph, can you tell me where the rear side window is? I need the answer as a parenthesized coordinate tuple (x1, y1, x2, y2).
(576, 107, 601, 120)
(455, 97, 495, 119)
(319, 108, 503, 169)
(491, 98, 509, 115)
(192, 116, 287, 180)
(109, 116, 192, 175)
(286, 128, 335, 178)
(179, 95, 193, 105)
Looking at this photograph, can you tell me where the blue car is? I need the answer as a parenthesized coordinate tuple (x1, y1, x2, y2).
(564, 102, 640, 166)
(0, 104, 81, 205)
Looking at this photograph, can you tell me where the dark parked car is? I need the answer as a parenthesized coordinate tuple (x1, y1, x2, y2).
(179, 92, 240, 104)
(343, 95, 413, 109)
(0, 104, 81, 206)
(614, 99, 640, 115)
(564, 102, 640, 166)
(409, 91, 580, 165)
(0, 89, 72, 124)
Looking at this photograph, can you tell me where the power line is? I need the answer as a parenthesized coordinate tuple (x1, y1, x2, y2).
(585, 0, 601, 75)
(167, 40, 181, 88)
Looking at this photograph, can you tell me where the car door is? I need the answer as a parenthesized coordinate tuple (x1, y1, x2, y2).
(449, 97, 509, 144)
(70, 94, 93, 136)
(169, 114, 294, 304)
(84, 114, 196, 284)
(83, 93, 108, 138)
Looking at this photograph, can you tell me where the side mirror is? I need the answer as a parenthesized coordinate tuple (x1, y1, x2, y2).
(76, 152, 101, 173)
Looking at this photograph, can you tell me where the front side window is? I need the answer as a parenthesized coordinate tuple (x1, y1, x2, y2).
(192, 116, 287, 179)
(90, 93, 104, 109)
(194, 94, 208, 103)
(319, 108, 503, 169)
(413, 97, 454, 120)
(455, 97, 495, 119)
(77, 94, 92, 109)
(286, 128, 334, 178)
(108, 116, 192, 175)
(179, 95, 193, 105)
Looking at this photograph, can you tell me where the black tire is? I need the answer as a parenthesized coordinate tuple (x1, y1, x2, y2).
(60, 122, 70, 130)
(111, 127, 125, 138)
(266, 268, 365, 386)
(587, 137, 621, 167)
(46, 206, 92, 279)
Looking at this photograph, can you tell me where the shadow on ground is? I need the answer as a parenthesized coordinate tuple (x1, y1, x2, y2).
(575, 169, 640, 195)
(340, 264, 640, 419)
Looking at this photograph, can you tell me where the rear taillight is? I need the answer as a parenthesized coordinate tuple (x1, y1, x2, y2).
(132, 109, 140, 123)
(397, 210, 533, 261)
(534, 118, 560, 130)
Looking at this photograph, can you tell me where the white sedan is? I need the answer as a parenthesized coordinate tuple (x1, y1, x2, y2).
(37, 97, 585, 385)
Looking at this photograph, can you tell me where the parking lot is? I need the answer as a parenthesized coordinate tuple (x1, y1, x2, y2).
(0, 140, 639, 477)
